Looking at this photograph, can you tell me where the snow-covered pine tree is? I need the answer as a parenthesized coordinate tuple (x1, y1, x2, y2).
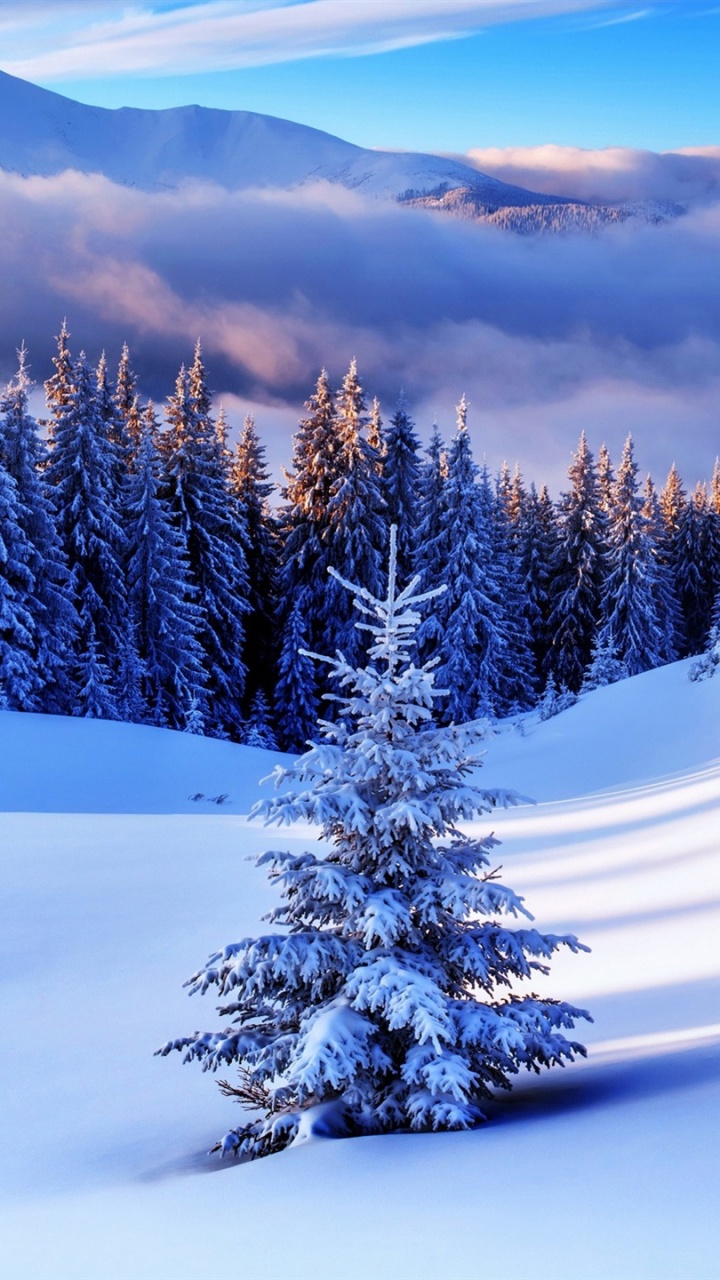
(114, 343, 137, 431)
(642, 474, 682, 665)
(491, 464, 536, 715)
(159, 527, 590, 1159)
(229, 414, 279, 710)
(581, 636, 628, 691)
(597, 442, 615, 515)
(277, 367, 339, 668)
(279, 363, 384, 675)
(415, 423, 448, 665)
(689, 602, 720, 682)
(0, 345, 74, 712)
(74, 611, 118, 720)
(0, 452, 39, 709)
(44, 349, 131, 713)
(367, 397, 385, 462)
(96, 350, 132, 486)
(711, 458, 720, 517)
(598, 435, 667, 676)
(381, 395, 422, 587)
(680, 463, 720, 681)
(163, 347, 250, 739)
(44, 320, 74, 440)
(546, 433, 608, 693)
(125, 408, 206, 729)
(322, 360, 385, 665)
(274, 588, 318, 752)
(675, 483, 720, 656)
(658, 463, 688, 654)
(537, 673, 578, 720)
(243, 689, 279, 750)
(516, 482, 557, 685)
(431, 400, 502, 722)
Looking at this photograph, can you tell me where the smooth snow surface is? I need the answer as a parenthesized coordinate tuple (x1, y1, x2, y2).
(1, 660, 719, 1278)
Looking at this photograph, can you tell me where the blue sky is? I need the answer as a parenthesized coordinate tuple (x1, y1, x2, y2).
(0, 1, 718, 152)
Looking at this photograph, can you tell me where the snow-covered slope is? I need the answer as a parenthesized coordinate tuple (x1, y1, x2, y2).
(0, 69, 566, 207)
(0, 709, 284, 813)
(1, 660, 719, 1278)
(479, 655, 720, 799)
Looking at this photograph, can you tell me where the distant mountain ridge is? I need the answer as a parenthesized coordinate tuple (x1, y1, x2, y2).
(0, 69, 569, 206)
(0, 71, 681, 231)
(401, 187, 684, 232)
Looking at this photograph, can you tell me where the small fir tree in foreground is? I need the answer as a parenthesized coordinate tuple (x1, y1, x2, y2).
(689, 626, 720, 682)
(159, 528, 590, 1160)
(243, 689, 279, 750)
(581, 636, 628, 692)
(538, 673, 578, 721)
(689, 591, 720, 682)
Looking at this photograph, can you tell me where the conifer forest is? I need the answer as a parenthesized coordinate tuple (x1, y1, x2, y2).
(2, 323, 719, 746)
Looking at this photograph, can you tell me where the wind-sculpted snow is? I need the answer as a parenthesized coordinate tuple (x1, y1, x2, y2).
(1, 656, 720, 1275)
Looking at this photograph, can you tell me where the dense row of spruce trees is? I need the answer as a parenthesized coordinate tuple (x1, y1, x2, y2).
(1, 323, 719, 750)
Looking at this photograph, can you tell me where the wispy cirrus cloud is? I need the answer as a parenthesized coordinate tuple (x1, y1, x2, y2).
(0, 0, 640, 80)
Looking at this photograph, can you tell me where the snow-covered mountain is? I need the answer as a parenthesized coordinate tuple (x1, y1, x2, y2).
(0, 72, 683, 232)
(0, 68, 568, 207)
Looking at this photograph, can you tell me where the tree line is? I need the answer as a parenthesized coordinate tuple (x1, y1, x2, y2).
(1, 323, 718, 748)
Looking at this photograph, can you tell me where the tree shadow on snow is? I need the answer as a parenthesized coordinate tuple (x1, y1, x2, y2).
(484, 1039, 720, 1130)
(141, 1038, 720, 1182)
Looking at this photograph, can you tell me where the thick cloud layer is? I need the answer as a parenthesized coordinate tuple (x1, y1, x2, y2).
(1, 165, 718, 489)
(462, 145, 720, 208)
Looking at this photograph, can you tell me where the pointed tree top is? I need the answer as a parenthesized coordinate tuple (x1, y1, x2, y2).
(15, 341, 30, 382)
(456, 395, 469, 431)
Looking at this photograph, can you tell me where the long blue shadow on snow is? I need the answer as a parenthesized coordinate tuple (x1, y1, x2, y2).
(483, 1038, 720, 1131)
(147, 1033, 720, 1183)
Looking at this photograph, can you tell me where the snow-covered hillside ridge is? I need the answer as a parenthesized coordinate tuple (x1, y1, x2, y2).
(0, 69, 563, 204)
(1, 656, 716, 814)
(1, 659, 719, 1279)
(0, 68, 668, 231)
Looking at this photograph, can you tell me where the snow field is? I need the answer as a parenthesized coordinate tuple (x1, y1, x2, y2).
(1, 659, 719, 1278)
